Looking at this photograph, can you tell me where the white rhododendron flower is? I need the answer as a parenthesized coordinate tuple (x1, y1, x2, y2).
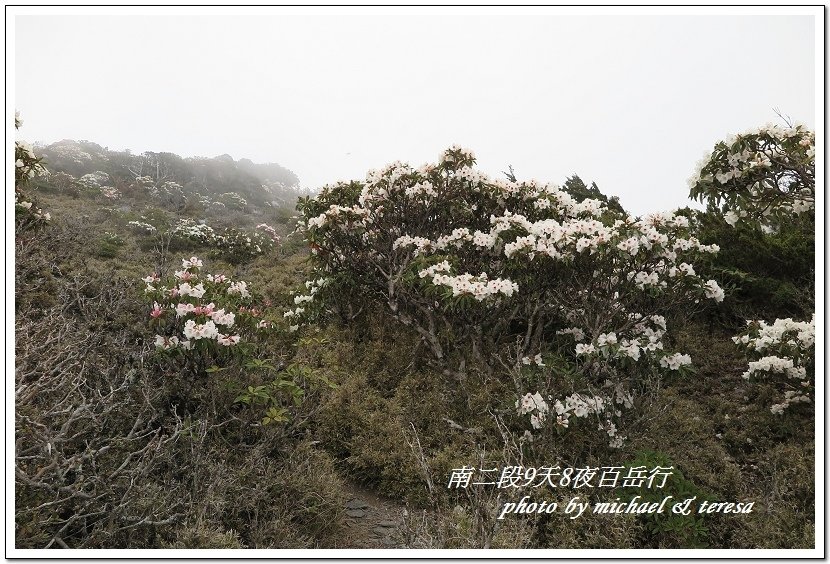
(575, 343, 596, 356)
(211, 309, 235, 327)
(183, 320, 219, 340)
(216, 334, 241, 346)
(659, 352, 693, 371)
(182, 256, 203, 269)
(703, 280, 725, 302)
(227, 281, 250, 298)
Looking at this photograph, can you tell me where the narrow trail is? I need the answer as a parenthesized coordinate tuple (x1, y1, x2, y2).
(334, 481, 410, 549)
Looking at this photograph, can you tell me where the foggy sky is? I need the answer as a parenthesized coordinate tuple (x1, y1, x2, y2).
(13, 10, 818, 215)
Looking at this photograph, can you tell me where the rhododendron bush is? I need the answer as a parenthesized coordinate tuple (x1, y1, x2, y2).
(688, 122, 815, 227)
(690, 120, 816, 420)
(144, 256, 271, 356)
(296, 146, 726, 445)
(144, 218, 281, 263)
(14, 111, 50, 229)
(733, 316, 815, 415)
(143, 256, 305, 424)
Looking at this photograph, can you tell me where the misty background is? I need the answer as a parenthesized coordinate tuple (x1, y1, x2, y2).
(14, 13, 816, 215)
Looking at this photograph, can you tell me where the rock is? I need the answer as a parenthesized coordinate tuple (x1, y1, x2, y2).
(346, 509, 366, 518)
(377, 520, 398, 527)
(380, 537, 396, 546)
(346, 499, 368, 510)
(372, 526, 392, 535)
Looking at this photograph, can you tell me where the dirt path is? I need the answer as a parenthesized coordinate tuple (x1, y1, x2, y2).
(334, 481, 410, 549)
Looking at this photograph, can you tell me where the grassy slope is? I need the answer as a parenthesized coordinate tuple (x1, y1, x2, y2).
(15, 185, 815, 549)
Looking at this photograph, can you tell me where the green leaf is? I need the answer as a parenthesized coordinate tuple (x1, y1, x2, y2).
(262, 406, 288, 425)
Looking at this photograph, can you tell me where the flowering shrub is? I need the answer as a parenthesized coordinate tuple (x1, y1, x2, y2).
(128, 220, 158, 234)
(164, 218, 278, 262)
(733, 316, 815, 415)
(256, 223, 281, 243)
(143, 256, 304, 424)
(15, 111, 50, 229)
(100, 186, 121, 200)
(214, 227, 275, 263)
(145, 181, 185, 202)
(220, 191, 248, 210)
(145, 256, 254, 354)
(296, 145, 726, 446)
(38, 139, 97, 166)
(171, 218, 217, 245)
(98, 231, 125, 258)
(78, 171, 111, 189)
(688, 122, 814, 226)
(44, 171, 82, 197)
(690, 120, 816, 419)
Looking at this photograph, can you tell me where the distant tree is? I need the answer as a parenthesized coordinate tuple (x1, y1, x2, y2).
(128, 151, 191, 184)
(237, 158, 301, 188)
(502, 169, 625, 215)
(563, 174, 626, 214)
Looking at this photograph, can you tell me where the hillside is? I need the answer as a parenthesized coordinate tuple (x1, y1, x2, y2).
(35, 139, 308, 211)
(14, 125, 816, 551)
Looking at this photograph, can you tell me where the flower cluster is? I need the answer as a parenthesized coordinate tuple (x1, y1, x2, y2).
(659, 352, 693, 371)
(418, 261, 519, 301)
(78, 171, 111, 189)
(213, 228, 275, 263)
(733, 315, 815, 414)
(565, 313, 695, 371)
(256, 223, 281, 243)
(100, 186, 120, 200)
(15, 188, 51, 224)
(128, 220, 158, 233)
(15, 140, 47, 182)
(688, 122, 815, 226)
(283, 277, 330, 331)
(516, 392, 548, 430)
(220, 191, 248, 210)
(517, 383, 631, 448)
(144, 257, 275, 358)
(171, 218, 217, 244)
